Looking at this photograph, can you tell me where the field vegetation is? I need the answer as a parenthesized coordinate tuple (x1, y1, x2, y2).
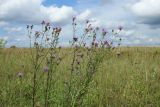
(0, 18, 160, 107)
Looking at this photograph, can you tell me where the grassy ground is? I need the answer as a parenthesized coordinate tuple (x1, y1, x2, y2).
(1, 47, 160, 107)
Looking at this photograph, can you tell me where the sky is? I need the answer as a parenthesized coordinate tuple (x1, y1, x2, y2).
(0, 0, 160, 47)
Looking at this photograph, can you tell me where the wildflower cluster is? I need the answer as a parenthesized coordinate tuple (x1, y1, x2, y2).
(27, 21, 62, 107)
(64, 17, 115, 106)
(26, 17, 122, 107)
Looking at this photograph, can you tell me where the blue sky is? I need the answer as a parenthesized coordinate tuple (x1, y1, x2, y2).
(0, 0, 160, 47)
(43, 0, 77, 6)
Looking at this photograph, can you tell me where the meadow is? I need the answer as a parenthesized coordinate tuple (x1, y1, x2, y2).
(1, 47, 160, 107)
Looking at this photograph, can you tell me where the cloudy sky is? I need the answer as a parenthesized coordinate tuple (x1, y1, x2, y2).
(0, 0, 160, 47)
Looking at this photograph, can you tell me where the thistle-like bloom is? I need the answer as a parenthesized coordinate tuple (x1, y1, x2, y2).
(96, 27, 99, 31)
(95, 42, 98, 47)
(73, 37, 78, 42)
(46, 38, 50, 41)
(92, 42, 98, 47)
(86, 19, 89, 24)
(102, 28, 108, 36)
(104, 40, 110, 46)
(27, 25, 29, 29)
(17, 72, 23, 78)
(46, 22, 50, 26)
(118, 26, 123, 31)
(55, 27, 62, 33)
(43, 66, 49, 72)
(31, 25, 34, 29)
(35, 31, 40, 38)
(72, 16, 76, 22)
(41, 20, 45, 25)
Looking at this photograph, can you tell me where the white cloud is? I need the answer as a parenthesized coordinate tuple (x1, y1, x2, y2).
(0, 0, 76, 25)
(0, 36, 8, 41)
(3, 27, 22, 33)
(0, 21, 8, 27)
(77, 9, 92, 21)
(0, 0, 160, 47)
(131, 0, 160, 25)
(132, 0, 160, 17)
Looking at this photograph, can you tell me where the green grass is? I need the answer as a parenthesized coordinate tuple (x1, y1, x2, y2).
(1, 47, 160, 107)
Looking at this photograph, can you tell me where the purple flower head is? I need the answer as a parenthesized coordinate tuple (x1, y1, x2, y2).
(95, 42, 98, 47)
(96, 27, 99, 31)
(72, 16, 76, 22)
(104, 40, 109, 46)
(46, 38, 50, 41)
(46, 22, 50, 26)
(91, 42, 95, 46)
(55, 27, 62, 33)
(43, 66, 49, 72)
(31, 25, 34, 29)
(73, 37, 78, 42)
(85, 28, 89, 33)
(110, 42, 113, 45)
(17, 72, 23, 78)
(83, 43, 86, 47)
(102, 28, 108, 36)
(86, 19, 89, 24)
(118, 26, 123, 31)
(76, 59, 80, 65)
(92, 42, 98, 47)
(41, 20, 45, 25)
(35, 31, 40, 38)
(27, 25, 29, 29)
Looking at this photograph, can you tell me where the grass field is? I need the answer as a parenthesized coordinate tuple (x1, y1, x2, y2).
(1, 47, 160, 107)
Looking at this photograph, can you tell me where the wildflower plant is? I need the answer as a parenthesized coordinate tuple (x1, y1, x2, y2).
(27, 17, 122, 107)
(27, 21, 62, 107)
(64, 17, 112, 107)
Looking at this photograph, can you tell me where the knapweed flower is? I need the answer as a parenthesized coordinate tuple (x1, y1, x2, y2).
(102, 28, 108, 36)
(17, 72, 23, 78)
(91, 42, 94, 46)
(41, 20, 45, 25)
(86, 19, 89, 24)
(119, 38, 122, 41)
(73, 37, 78, 42)
(85, 28, 89, 33)
(92, 42, 98, 47)
(76, 60, 80, 65)
(31, 25, 34, 29)
(83, 43, 86, 47)
(110, 42, 113, 45)
(55, 27, 62, 33)
(118, 26, 123, 31)
(96, 27, 99, 31)
(34, 42, 39, 47)
(45, 26, 48, 32)
(43, 66, 49, 72)
(35, 31, 40, 38)
(104, 40, 110, 46)
(27, 25, 29, 29)
(46, 38, 50, 41)
(72, 16, 76, 22)
(46, 22, 50, 26)
(95, 42, 98, 47)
